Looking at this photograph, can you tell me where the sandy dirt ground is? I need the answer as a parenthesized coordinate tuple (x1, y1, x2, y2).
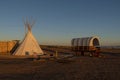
(0, 48, 120, 80)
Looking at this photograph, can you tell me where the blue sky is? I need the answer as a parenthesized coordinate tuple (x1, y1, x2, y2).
(0, 0, 120, 46)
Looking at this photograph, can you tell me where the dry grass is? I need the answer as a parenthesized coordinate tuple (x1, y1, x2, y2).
(0, 46, 120, 80)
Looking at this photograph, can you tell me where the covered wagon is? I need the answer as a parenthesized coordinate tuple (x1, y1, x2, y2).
(71, 36, 100, 56)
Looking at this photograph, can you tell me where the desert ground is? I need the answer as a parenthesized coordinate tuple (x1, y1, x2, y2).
(0, 46, 120, 80)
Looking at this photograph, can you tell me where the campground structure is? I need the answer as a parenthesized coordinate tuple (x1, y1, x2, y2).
(0, 40, 19, 54)
(71, 36, 100, 56)
(13, 20, 43, 56)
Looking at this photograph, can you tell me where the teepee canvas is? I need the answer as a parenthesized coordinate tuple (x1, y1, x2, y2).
(13, 20, 43, 56)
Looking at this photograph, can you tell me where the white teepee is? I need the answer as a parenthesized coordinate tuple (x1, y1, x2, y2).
(13, 20, 43, 56)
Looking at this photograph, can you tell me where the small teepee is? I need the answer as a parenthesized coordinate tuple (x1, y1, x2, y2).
(13, 19, 43, 56)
